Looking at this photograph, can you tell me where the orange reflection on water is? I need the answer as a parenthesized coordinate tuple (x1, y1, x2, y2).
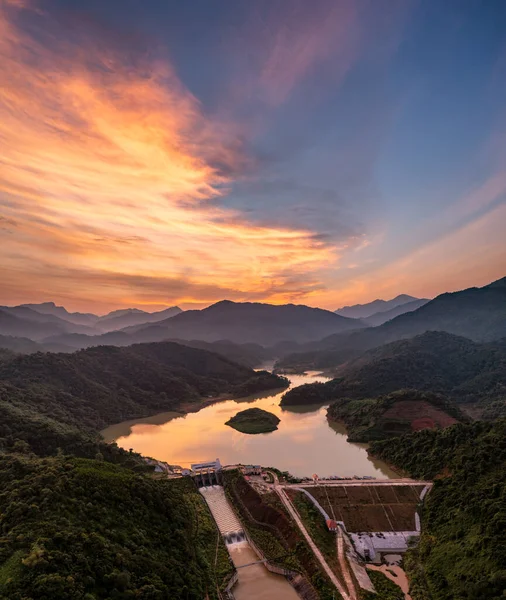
(102, 372, 397, 478)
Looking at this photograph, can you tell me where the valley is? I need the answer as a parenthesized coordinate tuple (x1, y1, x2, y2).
(102, 370, 398, 478)
(0, 275, 505, 599)
(2, 3, 505, 597)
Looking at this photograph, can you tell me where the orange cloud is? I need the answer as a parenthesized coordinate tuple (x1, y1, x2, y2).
(0, 1, 339, 311)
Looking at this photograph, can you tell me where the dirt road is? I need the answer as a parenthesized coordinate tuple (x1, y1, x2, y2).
(273, 480, 351, 600)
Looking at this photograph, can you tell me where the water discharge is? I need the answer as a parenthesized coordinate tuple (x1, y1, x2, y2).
(199, 485, 299, 599)
(229, 543, 300, 600)
(102, 370, 397, 478)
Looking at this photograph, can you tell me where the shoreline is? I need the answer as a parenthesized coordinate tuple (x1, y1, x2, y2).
(101, 371, 400, 480)
(100, 384, 289, 441)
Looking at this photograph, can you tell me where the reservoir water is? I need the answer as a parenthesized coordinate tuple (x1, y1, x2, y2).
(102, 370, 397, 478)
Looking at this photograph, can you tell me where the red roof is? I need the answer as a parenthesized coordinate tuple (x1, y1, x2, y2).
(326, 519, 338, 530)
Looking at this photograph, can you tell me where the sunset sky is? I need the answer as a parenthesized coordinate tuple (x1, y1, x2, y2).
(1, 0, 505, 313)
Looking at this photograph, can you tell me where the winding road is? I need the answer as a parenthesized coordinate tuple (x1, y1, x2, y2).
(269, 471, 352, 600)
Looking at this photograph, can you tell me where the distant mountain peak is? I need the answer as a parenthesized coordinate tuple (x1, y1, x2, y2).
(485, 276, 506, 289)
(102, 308, 147, 319)
(125, 299, 364, 345)
(335, 294, 422, 320)
(391, 294, 418, 303)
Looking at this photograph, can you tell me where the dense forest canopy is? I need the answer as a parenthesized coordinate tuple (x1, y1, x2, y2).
(0, 342, 287, 432)
(281, 331, 506, 420)
(370, 419, 506, 600)
(0, 454, 232, 600)
(0, 341, 283, 599)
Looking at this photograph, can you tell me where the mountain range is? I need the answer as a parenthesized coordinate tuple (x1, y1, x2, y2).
(277, 276, 506, 371)
(0, 299, 363, 350)
(0, 303, 183, 342)
(10, 302, 183, 332)
(1, 277, 505, 367)
(335, 294, 428, 319)
(361, 297, 430, 326)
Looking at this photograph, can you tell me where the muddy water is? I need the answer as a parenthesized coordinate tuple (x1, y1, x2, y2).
(102, 371, 398, 478)
(229, 543, 300, 600)
(367, 564, 412, 600)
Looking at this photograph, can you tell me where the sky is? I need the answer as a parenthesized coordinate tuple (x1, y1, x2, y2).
(1, 0, 505, 313)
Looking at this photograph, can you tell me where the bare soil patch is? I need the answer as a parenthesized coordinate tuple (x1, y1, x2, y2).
(306, 485, 425, 532)
(382, 400, 458, 431)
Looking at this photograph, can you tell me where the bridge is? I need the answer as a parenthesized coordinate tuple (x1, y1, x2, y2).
(235, 557, 268, 569)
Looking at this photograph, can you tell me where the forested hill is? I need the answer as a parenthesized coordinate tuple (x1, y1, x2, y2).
(369, 420, 506, 599)
(326, 389, 466, 442)
(0, 341, 284, 598)
(0, 452, 233, 600)
(281, 331, 506, 419)
(277, 276, 506, 371)
(0, 341, 287, 433)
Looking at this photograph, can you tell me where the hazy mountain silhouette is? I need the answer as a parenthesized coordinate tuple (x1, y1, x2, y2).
(21, 302, 98, 326)
(0, 307, 95, 340)
(335, 294, 419, 319)
(0, 303, 183, 339)
(364, 297, 430, 326)
(0, 334, 44, 354)
(124, 300, 364, 345)
(97, 306, 182, 332)
(278, 276, 506, 371)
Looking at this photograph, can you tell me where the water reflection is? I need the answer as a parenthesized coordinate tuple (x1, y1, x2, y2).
(101, 371, 398, 478)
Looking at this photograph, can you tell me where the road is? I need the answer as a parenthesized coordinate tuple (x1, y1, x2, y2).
(337, 528, 357, 600)
(269, 472, 351, 600)
(284, 478, 431, 487)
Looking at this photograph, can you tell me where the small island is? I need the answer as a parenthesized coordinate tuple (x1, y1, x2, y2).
(225, 408, 280, 434)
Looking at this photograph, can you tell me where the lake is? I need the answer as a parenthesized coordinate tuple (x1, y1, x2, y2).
(102, 370, 398, 478)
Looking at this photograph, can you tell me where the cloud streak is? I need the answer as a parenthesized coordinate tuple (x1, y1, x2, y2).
(0, 0, 340, 311)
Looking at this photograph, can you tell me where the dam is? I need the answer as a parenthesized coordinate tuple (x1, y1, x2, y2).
(199, 484, 300, 599)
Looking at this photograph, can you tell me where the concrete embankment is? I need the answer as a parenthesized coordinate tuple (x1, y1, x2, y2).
(200, 485, 300, 600)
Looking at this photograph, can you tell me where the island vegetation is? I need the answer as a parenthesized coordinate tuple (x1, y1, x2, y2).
(225, 407, 280, 434)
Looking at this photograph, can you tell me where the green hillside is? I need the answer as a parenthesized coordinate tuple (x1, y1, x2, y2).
(281, 332, 506, 420)
(0, 454, 232, 600)
(277, 277, 506, 372)
(0, 341, 283, 599)
(326, 389, 467, 442)
(369, 420, 506, 600)
(0, 342, 287, 432)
